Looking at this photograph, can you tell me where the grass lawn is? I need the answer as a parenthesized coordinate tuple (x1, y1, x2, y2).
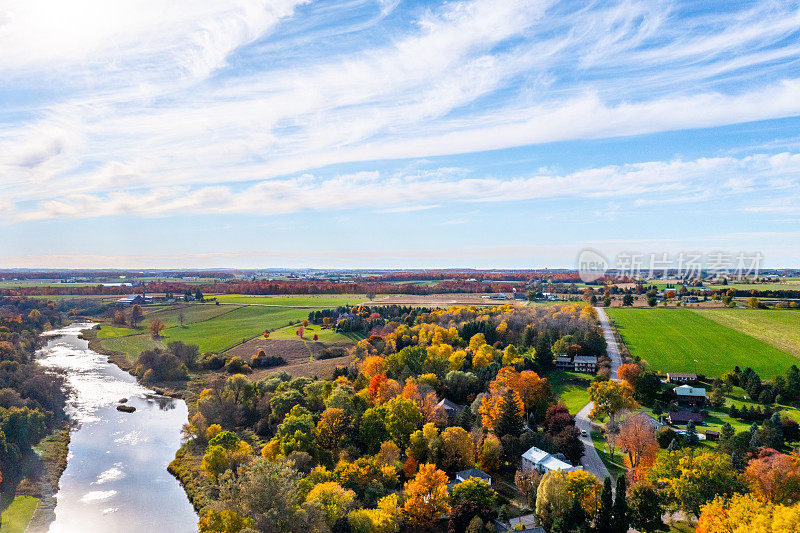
(606, 308, 797, 378)
(548, 370, 592, 414)
(695, 308, 800, 358)
(99, 334, 164, 362)
(1, 495, 38, 533)
(213, 294, 367, 307)
(162, 306, 313, 354)
(143, 303, 240, 328)
(96, 325, 140, 338)
(268, 324, 364, 343)
(589, 431, 626, 477)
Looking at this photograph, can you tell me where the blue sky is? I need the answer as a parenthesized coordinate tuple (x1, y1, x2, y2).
(1, 0, 800, 269)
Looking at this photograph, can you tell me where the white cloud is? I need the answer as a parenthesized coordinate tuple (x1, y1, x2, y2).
(8, 152, 799, 222)
(1, 0, 800, 223)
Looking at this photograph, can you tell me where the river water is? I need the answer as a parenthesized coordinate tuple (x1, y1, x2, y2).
(37, 324, 197, 533)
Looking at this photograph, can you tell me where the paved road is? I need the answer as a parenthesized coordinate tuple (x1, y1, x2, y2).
(574, 307, 624, 480)
(575, 402, 610, 480)
(595, 306, 622, 379)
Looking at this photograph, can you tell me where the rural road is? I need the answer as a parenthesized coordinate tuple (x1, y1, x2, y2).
(574, 307, 624, 480)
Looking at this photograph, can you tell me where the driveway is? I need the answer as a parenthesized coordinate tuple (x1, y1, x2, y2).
(573, 307, 624, 480)
(575, 402, 610, 480)
(595, 306, 622, 379)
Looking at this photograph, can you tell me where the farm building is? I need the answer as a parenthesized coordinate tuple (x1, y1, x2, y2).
(573, 356, 598, 373)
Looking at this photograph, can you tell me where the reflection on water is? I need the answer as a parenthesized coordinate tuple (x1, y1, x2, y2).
(38, 324, 197, 533)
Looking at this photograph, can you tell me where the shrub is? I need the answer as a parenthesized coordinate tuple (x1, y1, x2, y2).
(224, 356, 251, 374)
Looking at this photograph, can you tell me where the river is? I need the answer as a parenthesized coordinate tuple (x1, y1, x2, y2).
(36, 323, 197, 533)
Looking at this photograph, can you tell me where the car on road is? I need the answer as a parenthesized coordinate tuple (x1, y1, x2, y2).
(581, 429, 588, 437)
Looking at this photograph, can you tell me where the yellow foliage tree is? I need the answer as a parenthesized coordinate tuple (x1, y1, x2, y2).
(403, 463, 450, 529)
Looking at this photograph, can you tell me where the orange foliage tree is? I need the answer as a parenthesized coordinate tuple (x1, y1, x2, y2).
(618, 415, 659, 481)
(618, 363, 643, 388)
(402, 463, 450, 529)
(745, 450, 800, 504)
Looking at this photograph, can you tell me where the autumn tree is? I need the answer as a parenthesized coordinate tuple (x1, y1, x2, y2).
(149, 318, 166, 338)
(315, 407, 348, 452)
(588, 380, 638, 422)
(566, 469, 601, 517)
(697, 493, 800, 533)
(617, 364, 642, 388)
(648, 449, 744, 517)
(515, 469, 542, 508)
(403, 463, 450, 529)
(618, 415, 659, 481)
(347, 493, 401, 533)
(441, 426, 474, 471)
(113, 310, 127, 325)
(744, 450, 800, 504)
(535, 470, 571, 531)
(450, 478, 498, 510)
(130, 304, 144, 327)
(384, 396, 422, 449)
(198, 509, 253, 533)
(305, 481, 356, 528)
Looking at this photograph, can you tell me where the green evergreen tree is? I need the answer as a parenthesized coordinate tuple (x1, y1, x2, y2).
(612, 474, 629, 533)
(534, 333, 553, 372)
(594, 476, 614, 533)
(495, 389, 524, 438)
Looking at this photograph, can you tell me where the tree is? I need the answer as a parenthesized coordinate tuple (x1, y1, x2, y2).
(588, 380, 638, 422)
(628, 483, 665, 533)
(305, 481, 356, 527)
(348, 493, 401, 533)
(130, 304, 144, 327)
(113, 310, 127, 325)
(451, 478, 498, 510)
(595, 477, 614, 533)
(747, 296, 760, 309)
(745, 450, 800, 504)
(618, 415, 658, 481)
(149, 318, 166, 338)
(535, 470, 570, 531)
(316, 407, 348, 452)
(441, 426, 475, 472)
(448, 501, 494, 533)
(515, 469, 541, 508)
(612, 474, 629, 533)
(494, 389, 525, 438)
(534, 333, 553, 372)
(384, 396, 423, 449)
(178, 310, 186, 327)
(622, 293, 634, 306)
(478, 434, 503, 473)
(696, 493, 800, 533)
(198, 509, 253, 533)
(403, 463, 450, 529)
(566, 469, 601, 517)
(219, 459, 326, 533)
(648, 449, 744, 517)
(617, 364, 642, 389)
(202, 444, 230, 479)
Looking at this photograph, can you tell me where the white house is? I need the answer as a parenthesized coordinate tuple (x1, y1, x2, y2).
(521, 446, 579, 474)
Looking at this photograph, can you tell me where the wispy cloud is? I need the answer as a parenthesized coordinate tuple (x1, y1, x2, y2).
(2, 0, 800, 218)
(7, 152, 799, 222)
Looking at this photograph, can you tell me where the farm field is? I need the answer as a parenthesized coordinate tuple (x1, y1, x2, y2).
(694, 309, 800, 358)
(606, 308, 797, 378)
(267, 323, 363, 343)
(0, 495, 38, 533)
(96, 303, 322, 362)
(549, 370, 593, 414)
(213, 294, 367, 307)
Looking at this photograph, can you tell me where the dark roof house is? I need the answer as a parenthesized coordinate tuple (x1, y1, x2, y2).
(668, 411, 704, 425)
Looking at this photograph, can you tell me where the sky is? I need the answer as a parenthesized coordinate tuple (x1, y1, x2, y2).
(1, 0, 800, 269)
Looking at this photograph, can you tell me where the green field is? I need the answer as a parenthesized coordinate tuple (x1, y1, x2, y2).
(606, 308, 797, 378)
(0, 495, 38, 533)
(268, 323, 363, 343)
(695, 309, 800, 358)
(98, 304, 320, 361)
(549, 371, 592, 414)
(213, 294, 366, 307)
(163, 306, 311, 353)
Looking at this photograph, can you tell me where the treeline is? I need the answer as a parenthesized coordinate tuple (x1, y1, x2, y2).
(0, 297, 68, 484)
